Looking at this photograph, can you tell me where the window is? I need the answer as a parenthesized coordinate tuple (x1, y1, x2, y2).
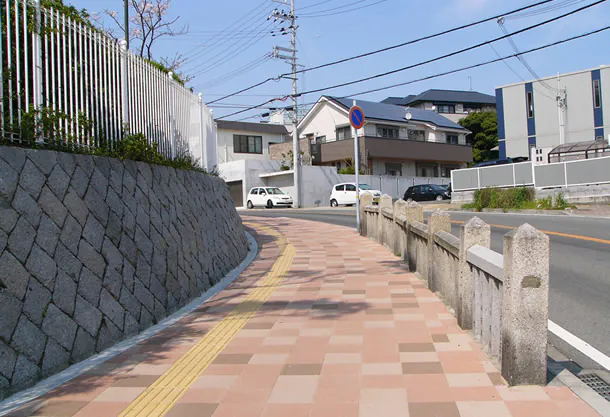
(377, 125, 400, 138)
(441, 165, 459, 177)
(385, 163, 402, 176)
(335, 184, 344, 191)
(446, 135, 459, 145)
(593, 80, 601, 108)
(436, 104, 455, 114)
(336, 126, 351, 140)
(259, 188, 267, 195)
(408, 130, 426, 141)
(233, 135, 263, 154)
(346, 184, 357, 192)
(417, 164, 438, 177)
(316, 135, 327, 144)
(527, 92, 534, 118)
(250, 188, 258, 195)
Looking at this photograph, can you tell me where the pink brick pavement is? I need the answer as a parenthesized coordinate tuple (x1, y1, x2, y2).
(3, 217, 599, 417)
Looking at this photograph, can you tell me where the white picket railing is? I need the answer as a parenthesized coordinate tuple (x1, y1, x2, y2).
(0, 0, 216, 169)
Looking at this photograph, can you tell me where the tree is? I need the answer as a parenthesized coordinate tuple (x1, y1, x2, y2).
(103, 1, 188, 63)
(459, 111, 499, 164)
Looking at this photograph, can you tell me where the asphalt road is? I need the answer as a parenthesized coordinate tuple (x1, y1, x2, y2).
(241, 208, 610, 372)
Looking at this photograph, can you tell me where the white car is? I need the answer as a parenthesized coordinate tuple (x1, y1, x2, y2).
(246, 187, 293, 209)
(330, 183, 381, 207)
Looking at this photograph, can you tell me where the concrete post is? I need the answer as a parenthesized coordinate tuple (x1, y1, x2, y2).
(405, 201, 423, 271)
(427, 210, 451, 291)
(458, 217, 491, 330)
(393, 199, 407, 257)
(360, 191, 373, 236)
(405, 201, 424, 224)
(502, 224, 550, 386)
(378, 194, 393, 245)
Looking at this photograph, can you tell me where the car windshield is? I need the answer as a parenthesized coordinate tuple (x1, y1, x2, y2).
(359, 184, 372, 190)
(265, 188, 285, 195)
(430, 185, 446, 191)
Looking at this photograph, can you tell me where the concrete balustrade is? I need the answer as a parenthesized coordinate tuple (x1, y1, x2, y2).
(360, 200, 550, 386)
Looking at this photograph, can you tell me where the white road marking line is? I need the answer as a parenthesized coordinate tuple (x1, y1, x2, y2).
(548, 320, 610, 371)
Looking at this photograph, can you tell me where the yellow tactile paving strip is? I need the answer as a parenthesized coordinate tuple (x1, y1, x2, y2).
(119, 223, 294, 417)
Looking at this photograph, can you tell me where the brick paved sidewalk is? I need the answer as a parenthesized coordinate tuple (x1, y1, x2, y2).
(1, 217, 599, 417)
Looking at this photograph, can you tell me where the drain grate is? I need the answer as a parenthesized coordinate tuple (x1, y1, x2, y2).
(579, 374, 610, 401)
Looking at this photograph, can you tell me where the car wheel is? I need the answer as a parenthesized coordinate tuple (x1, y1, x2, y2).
(266, 200, 273, 209)
(330, 199, 338, 207)
(436, 195, 443, 202)
(406, 197, 413, 202)
(247, 200, 254, 209)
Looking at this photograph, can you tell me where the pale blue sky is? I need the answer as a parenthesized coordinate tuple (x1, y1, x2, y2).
(71, 0, 609, 119)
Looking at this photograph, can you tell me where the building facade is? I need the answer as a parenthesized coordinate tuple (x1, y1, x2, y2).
(496, 65, 609, 163)
(382, 89, 496, 123)
(215, 120, 289, 164)
(298, 96, 472, 178)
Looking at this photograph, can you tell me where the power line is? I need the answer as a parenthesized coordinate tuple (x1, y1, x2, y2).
(216, 25, 609, 119)
(294, 1, 604, 97)
(199, 54, 273, 89)
(189, 21, 277, 77)
(299, 0, 389, 17)
(504, 0, 588, 19)
(300, 0, 339, 10)
(299, 0, 371, 15)
(206, 0, 554, 104)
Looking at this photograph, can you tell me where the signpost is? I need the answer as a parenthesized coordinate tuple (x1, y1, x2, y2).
(349, 102, 365, 232)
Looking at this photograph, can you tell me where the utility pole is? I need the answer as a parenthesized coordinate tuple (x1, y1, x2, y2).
(271, 0, 300, 207)
(124, 0, 130, 49)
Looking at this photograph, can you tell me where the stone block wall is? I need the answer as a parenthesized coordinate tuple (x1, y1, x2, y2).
(268, 138, 312, 166)
(0, 146, 248, 399)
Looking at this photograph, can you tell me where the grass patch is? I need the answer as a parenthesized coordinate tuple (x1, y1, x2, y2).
(462, 187, 571, 212)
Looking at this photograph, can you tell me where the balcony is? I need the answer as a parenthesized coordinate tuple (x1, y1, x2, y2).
(317, 137, 472, 164)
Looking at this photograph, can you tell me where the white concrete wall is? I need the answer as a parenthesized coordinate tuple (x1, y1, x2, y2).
(503, 84, 530, 158)
(558, 72, 596, 144)
(371, 160, 417, 176)
(216, 128, 286, 164)
(218, 159, 282, 207)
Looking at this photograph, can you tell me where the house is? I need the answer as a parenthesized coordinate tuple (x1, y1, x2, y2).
(215, 120, 289, 164)
(381, 89, 496, 123)
(298, 96, 472, 178)
(496, 65, 609, 163)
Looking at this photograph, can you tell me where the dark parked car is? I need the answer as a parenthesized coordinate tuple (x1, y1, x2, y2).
(404, 184, 451, 202)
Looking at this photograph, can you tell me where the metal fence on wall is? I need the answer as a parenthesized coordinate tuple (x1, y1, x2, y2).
(0, 0, 216, 168)
(451, 157, 610, 191)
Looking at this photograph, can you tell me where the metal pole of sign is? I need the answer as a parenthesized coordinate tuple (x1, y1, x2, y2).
(353, 100, 360, 232)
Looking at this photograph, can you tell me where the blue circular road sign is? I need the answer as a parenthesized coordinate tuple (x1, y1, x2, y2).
(349, 106, 365, 130)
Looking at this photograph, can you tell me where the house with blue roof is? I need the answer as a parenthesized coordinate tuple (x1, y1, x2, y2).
(381, 89, 496, 123)
(297, 96, 472, 178)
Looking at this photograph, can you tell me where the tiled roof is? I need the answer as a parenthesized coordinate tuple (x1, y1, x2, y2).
(380, 95, 416, 106)
(327, 96, 467, 130)
(216, 120, 289, 135)
(403, 89, 496, 106)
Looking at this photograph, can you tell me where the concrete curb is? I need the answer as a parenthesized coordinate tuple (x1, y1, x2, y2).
(547, 358, 610, 416)
(0, 232, 259, 417)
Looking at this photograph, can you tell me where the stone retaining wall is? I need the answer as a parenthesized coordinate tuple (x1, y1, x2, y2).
(0, 146, 248, 399)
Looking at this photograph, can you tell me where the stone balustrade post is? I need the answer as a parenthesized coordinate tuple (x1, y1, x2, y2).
(458, 217, 491, 330)
(393, 199, 407, 257)
(405, 200, 423, 224)
(360, 192, 373, 236)
(427, 210, 451, 291)
(378, 194, 392, 245)
(502, 224, 550, 386)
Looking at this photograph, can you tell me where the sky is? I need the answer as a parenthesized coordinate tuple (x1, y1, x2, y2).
(69, 0, 610, 120)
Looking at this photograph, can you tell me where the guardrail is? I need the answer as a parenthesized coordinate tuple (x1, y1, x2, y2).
(451, 157, 610, 192)
(360, 193, 550, 386)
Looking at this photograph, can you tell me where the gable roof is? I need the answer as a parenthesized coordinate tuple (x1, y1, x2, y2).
(326, 96, 467, 131)
(380, 95, 416, 106)
(402, 89, 496, 106)
(215, 120, 289, 135)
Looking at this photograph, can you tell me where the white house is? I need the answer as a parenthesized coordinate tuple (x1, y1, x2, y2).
(215, 120, 289, 164)
(299, 96, 472, 178)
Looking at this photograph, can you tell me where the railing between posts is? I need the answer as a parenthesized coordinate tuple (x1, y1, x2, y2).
(360, 192, 550, 386)
(0, 0, 216, 168)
